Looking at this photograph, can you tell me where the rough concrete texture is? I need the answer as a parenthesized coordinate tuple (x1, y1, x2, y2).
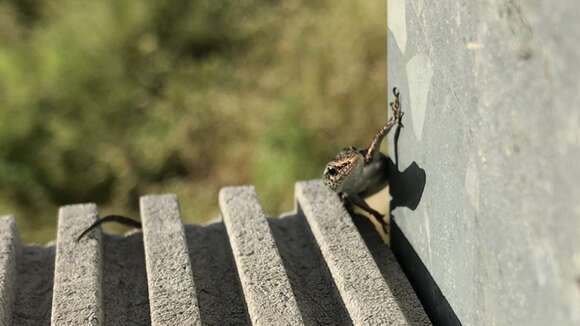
(51, 204, 103, 326)
(140, 194, 201, 326)
(102, 233, 150, 326)
(353, 215, 435, 326)
(388, 0, 580, 325)
(268, 214, 352, 326)
(184, 223, 249, 325)
(295, 180, 430, 325)
(0, 216, 19, 326)
(13, 245, 54, 326)
(219, 186, 304, 326)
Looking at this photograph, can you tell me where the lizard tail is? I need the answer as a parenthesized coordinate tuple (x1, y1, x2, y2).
(76, 215, 142, 242)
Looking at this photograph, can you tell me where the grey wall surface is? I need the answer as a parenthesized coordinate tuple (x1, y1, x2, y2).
(387, 0, 580, 325)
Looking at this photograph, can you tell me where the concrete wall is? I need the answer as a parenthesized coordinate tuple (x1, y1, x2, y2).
(387, 0, 580, 325)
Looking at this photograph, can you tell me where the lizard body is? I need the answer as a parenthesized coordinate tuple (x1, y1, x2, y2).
(322, 87, 403, 230)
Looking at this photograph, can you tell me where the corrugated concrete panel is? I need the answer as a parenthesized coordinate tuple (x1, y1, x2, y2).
(0, 187, 430, 324)
(219, 186, 304, 326)
(140, 194, 201, 326)
(51, 204, 103, 326)
(0, 216, 19, 326)
(296, 180, 430, 325)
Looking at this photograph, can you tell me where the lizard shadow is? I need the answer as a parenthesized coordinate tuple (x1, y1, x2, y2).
(383, 155, 461, 325)
(387, 123, 426, 213)
(387, 158, 426, 212)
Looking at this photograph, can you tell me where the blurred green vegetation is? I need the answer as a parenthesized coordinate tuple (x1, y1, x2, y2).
(0, 0, 387, 243)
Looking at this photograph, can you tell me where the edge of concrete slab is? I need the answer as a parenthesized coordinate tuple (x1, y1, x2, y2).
(0, 216, 19, 326)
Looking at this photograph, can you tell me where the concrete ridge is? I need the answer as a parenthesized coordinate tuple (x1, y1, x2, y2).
(219, 186, 304, 326)
(51, 204, 103, 326)
(0, 181, 429, 325)
(0, 216, 19, 326)
(140, 194, 201, 325)
(295, 180, 430, 325)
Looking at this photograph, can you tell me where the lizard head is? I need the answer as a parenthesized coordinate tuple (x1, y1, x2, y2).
(322, 147, 365, 193)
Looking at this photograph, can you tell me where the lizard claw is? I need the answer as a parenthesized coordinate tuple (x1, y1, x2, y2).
(390, 87, 404, 126)
(389, 103, 403, 122)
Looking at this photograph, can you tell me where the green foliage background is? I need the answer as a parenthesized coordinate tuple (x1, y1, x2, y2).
(0, 0, 387, 243)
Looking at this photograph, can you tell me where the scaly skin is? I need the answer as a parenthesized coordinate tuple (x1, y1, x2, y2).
(322, 87, 403, 231)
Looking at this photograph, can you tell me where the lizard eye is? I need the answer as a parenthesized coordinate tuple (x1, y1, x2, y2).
(327, 167, 337, 176)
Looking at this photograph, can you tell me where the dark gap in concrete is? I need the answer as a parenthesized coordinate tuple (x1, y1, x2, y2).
(103, 233, 151, 326)
(268, 212, 353, 326)
(185, 223, 250, 326)
(13, 245, 55, 326)
(352, 215, 433, 326)
(390, 220, 462, 326)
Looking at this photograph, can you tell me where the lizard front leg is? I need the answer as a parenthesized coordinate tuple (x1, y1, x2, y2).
(344, 193, 389, 232)
(342, 193, 389, 242)
(340, 192, 369, 219)
(364, 87, 404, 163)
(347, 194, 384, 220)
